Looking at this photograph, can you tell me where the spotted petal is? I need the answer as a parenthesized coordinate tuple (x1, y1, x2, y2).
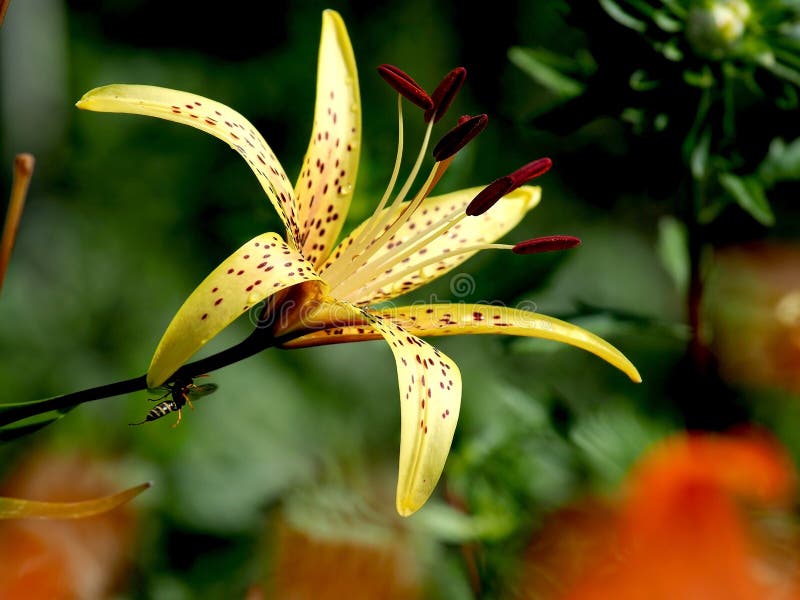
(322, 186, 541, 305)
(0, 482, 150, 519)
(76, 85, 302, 246)
(361, 311, 461, 516)
(148, 232, 322, 387)
(284, 303, 641, 382)
(294, 10, 361, 267)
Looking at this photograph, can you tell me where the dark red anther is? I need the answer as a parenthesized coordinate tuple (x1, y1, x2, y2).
(424, 67, 467, 123)
(465, 176, 514, 216)
(512, 235, 582, 255)
(377, 64, 434, 110)
(466, 157, 554, 216)
(508, 157, 553, 187)
(432, 114, 488, 161)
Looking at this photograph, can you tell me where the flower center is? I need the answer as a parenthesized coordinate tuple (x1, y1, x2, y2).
(320, 66, 563, 305)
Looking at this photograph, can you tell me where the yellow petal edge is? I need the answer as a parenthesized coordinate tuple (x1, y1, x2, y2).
(0, 482, 150, 519)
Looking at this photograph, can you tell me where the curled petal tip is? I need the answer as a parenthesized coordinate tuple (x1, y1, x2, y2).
(74, 86, 107, 110)
(396, 499, 416, 517)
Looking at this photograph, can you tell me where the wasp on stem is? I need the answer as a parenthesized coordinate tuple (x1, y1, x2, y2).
(130, 375, 217, 427)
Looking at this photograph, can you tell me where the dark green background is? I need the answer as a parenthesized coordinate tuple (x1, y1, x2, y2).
(1, 1, 798, 597)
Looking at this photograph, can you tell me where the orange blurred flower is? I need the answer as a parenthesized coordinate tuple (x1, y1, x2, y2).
(262, 510, 422, 600)
(0, 452, 142, 599)
(514, 431, 800, 600)
(706, 242, 800, 394)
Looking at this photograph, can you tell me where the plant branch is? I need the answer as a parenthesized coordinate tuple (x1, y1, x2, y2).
(0, 326, 284, 427)
(0, 154, 34, 294)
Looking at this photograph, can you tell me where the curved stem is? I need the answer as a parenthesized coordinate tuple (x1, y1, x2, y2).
(0, 327, 285, 427)
(0, 375, 148, 426)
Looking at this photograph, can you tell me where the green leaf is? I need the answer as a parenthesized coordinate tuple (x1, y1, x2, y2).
(757, 54, 800, 87)
(683, 69, 715, 88)
(662, 0, 688, 19)
(657, 216, 690, 296)
(690, 128, 711, 180)
(508, 47, 586, 98)
(0, 408, 72, 442)
(411, 501, 516, 542)
(629, 69, 660, 92)
(759, 137, 800, 186)
(653, 9, 683, 32)
(599, 0, 648, 32)
(570, 405, 670, 490)
(658, 38, 684, 61)
(0, 395, 78, 428)
(698, 198, 729, 224)
(719, 173, 776, 225)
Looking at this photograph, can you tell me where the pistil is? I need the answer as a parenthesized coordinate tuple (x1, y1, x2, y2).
(332, 158, 558, 299)
(342, 235, 582, 303)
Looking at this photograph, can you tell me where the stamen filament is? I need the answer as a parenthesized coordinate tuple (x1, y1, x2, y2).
(330, 161, 441, 297)
(329, 117, 435, 286)
(347, 201, 468, 288)
(323, 95, 405, 283)
(340, 243, 513, 303)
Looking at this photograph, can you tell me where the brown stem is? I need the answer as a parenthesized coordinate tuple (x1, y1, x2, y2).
(0, 0, 10, 29)
(0, 154, 34, 294)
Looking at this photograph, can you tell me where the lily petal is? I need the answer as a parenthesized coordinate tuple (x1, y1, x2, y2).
(76, 85, 302, 246)
(323, 186, 541, 305)
(148, 232, 322, 387)
(284, 303, 642, 382)
(294, 9, 361, 267)
(0, 482, 150, 519)
(364, 311, 462, 516)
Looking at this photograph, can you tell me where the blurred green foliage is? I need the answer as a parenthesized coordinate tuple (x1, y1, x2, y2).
(0, 1, 798, 598)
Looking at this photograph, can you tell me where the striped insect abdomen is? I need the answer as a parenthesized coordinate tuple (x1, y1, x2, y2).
(146, 400, 180, 422)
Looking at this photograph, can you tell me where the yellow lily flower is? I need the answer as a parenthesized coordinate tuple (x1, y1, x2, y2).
(76, 10, 640, 516)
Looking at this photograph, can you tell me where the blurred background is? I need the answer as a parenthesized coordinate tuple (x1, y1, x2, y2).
(0, 0, 799, 597)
